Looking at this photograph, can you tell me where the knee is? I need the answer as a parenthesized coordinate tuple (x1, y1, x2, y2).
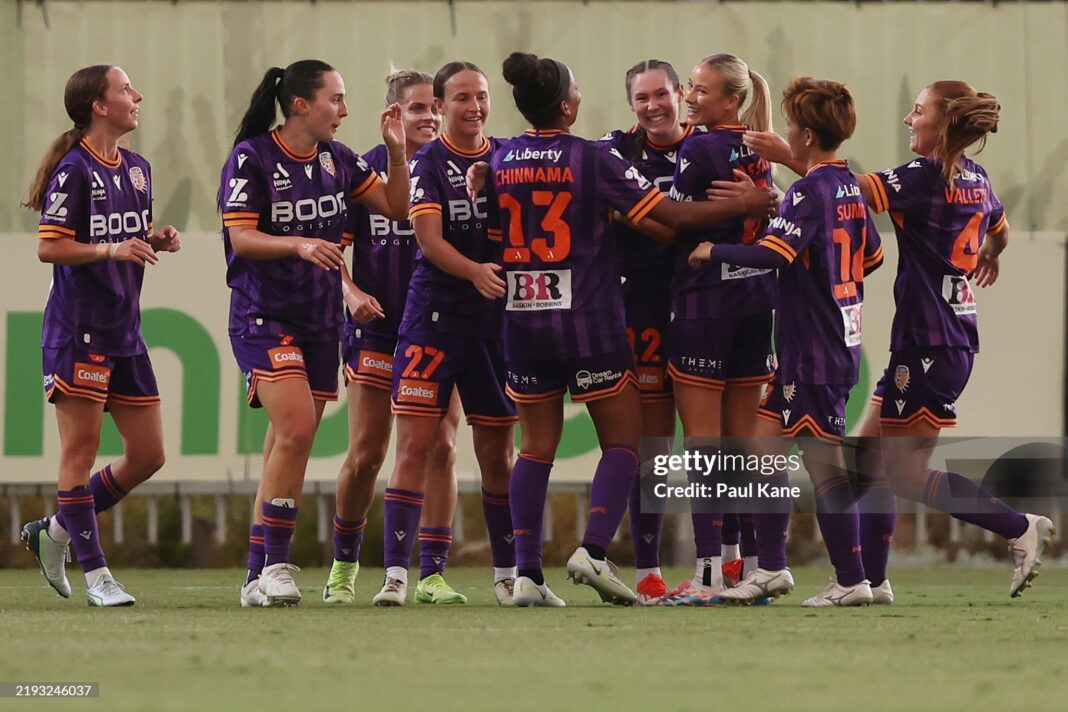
(349, 441, 387, 481)
(128, 446, 166, 477)
(428, 436, 457, 472)
(273, 420, 317, 455)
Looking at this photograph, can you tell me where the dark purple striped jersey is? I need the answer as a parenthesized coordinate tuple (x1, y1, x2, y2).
(759, 161, 883, 384)
(38, 141, 153, 356)
(219, 130, 381, 340)
(597, 124, 697, 278)
(343, 144, 416, 340)
(669, 124, 776, 318)
(404, 135, 505, 338)
(485, 129, 665, 359)
(862, 156, 1004, 353)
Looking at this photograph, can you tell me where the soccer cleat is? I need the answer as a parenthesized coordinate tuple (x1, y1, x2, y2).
(664, 582, 724, 607)
(1008, 514, 1055, 598)
(636, 572, 670, 606)
(21, 517, 72, 599)
(512, 576, 566, 607)
(258, 563, 302, 607)
(565, 547, 637, 606)
(871, 579, 894, 605)
(722, 558, 744, 588)
(718, 568, 795, 605)
(494, 577, 516, 606)
(86, 572, 135, 607)
(801, 578, 874, 607)
(240, 578, 267, 608)
(415, 573, 468, 604)
(372, 576, 408, 606)
(322, 560, 359, 604)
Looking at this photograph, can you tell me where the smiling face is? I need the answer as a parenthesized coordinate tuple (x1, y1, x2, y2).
(628, 68, 682, 134)
(684, 63, 739, 128)
(293, 70, 348, 142)
(904, 87, 942, 158)
(439, 69, 490, 142)
(399, 82, 441, 149)
(94, 66, 142, 134)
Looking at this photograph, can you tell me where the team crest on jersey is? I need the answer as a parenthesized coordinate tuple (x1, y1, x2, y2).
(894, 365, 910, 393)
(783, 383, 797, 402)
(128, 166, 147, 193)
(319, 152, 336, 177)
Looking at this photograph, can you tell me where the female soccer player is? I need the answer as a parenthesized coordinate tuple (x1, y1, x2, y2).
(598, 59, 692, 605)
(373, 61, 518, 607)
(692, 77, 885, 606)
(22, 65, 180, 606)
(221, 59, 410, 606)
(486, 52, 776, 606)
(321, 70, 468, 605)
(664, 53, 776, 605)
(744, 81, 1055, 599)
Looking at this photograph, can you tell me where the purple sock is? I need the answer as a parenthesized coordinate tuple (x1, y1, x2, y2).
(754, 473, 791, 570)
(739, 515, 757, 557)
(481, 488, 516, 568)
(333, 515, 366, 564)
(629, 473, 664, 570)
(383, 488, 423, 569)
(58, 489, 106, 573)
(419, 527, 452, 579)
(262, 502, 298, 567)
(924, 470, 1028, 539)
(858, 476, 896, 586)
(583, 446, 639, 551)
(510, 455, 553, 571)
(246, 524, 265, 583)
(814, 476, 865, 586)
(688, 445, 723, 558)
(54, 465, 126, 531)
(721, 514, 740, 546)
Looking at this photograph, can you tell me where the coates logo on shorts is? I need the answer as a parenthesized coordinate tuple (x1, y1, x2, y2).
(575, 369, 622, 391)
(397, 379, 439, 405)
(128, 166, 148, 193)
(73, 362, 111, 389)
(319, 152, 336, 178)
(268, 346, 305, 369)
(894, 365, 910, 393)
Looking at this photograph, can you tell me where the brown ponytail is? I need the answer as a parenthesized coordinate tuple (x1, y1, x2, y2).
(24, 65, 112, 211)
(928, 80, 999, 189)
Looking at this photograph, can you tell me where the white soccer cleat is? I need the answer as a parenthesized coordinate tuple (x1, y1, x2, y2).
(1008, 514, 1056, 598)
(372, 576, 408, 606)
(801, 577, 874, 608)
(258, 563, 302, 606)
(717, 568, 795, 605)
(871, 579, 894, 605)
(240, 578, 267, 607)
(565, 547, 637, 606)
(21, 517, 72, 599)
(86, 571, 136, 607)
(494, 577, 516, 606)
(512, 576, 566, 607)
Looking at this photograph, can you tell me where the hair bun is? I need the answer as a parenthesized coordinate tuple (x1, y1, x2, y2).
(502, 52, 542, 87)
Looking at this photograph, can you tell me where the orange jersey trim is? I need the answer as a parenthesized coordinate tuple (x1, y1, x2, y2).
(570, 371, 638, 403)
(391, 403, 447, 418)
(863, 173, 890, 213)
(864, 245, 885, 269)
(759, 236, 796, 263)
(350, 172, 382, 202)
(409, 203, 443, 221)
(989, 214, 1008, 234)
(523, 128, 566, 137)
(440, 134, 491, 158)
(466, 414, 519, 427)
(880, 407, 956, 430)
(506, 384, 567, 404)
(627, 189, 665, 224)
(646, 124, 695, 151)
(783, 414, 843, 443)
(80, 139, 121, 168)
(666, 363, 726, 391)
(271, 130, 316, 162)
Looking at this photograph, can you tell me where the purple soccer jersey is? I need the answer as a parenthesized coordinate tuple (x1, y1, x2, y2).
(38, 140, 154, 356)
(760, 161, 884, 384)
(404, 135, 505, 338)
(598, 125, 696, 277)
(485, 129, 666, 360)
(863, 155, 1005, 353)
(343, 144, 416, 341)
(669, 125, 776, 319)
(219, 129, 381, 340)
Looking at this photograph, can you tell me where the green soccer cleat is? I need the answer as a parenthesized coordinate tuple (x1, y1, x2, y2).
(322, 560, 359, 604)
(414, 573, 468, 605)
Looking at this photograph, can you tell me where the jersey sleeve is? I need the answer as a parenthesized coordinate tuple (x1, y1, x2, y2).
(220, 145, 269, 230)
(862, 209, 884, 274)
(758, 184, 820, 264)
(861, 159, 928, 215)
(406, 152, 444, 222)
(337, 144, 383, 203)
(986, 179, 1007, 233)
(595, 144, 665, 225)
(38, 159, 88, 242)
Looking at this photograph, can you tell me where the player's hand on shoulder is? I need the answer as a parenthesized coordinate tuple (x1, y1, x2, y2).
(295, 238, 345, 271)
(743, 130, 792, 165)
(468, 261, 506, 299)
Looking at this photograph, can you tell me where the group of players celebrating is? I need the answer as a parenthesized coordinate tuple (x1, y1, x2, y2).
(21, 51, 1055, 609)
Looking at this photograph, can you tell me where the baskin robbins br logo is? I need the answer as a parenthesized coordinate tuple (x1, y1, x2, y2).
(506, 270, 572, 311)
(128, 166, 148, 193)
(319, 152, 336, 178)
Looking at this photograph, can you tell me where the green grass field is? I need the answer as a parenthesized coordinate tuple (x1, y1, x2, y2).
(1, 566, 1066, 712)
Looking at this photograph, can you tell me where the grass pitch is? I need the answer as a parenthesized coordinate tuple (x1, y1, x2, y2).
(1, 566, 1066, 712)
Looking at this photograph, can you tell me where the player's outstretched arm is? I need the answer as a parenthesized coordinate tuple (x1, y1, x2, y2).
(649, 181, 776, 231)
(743, 130, 807, 177)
